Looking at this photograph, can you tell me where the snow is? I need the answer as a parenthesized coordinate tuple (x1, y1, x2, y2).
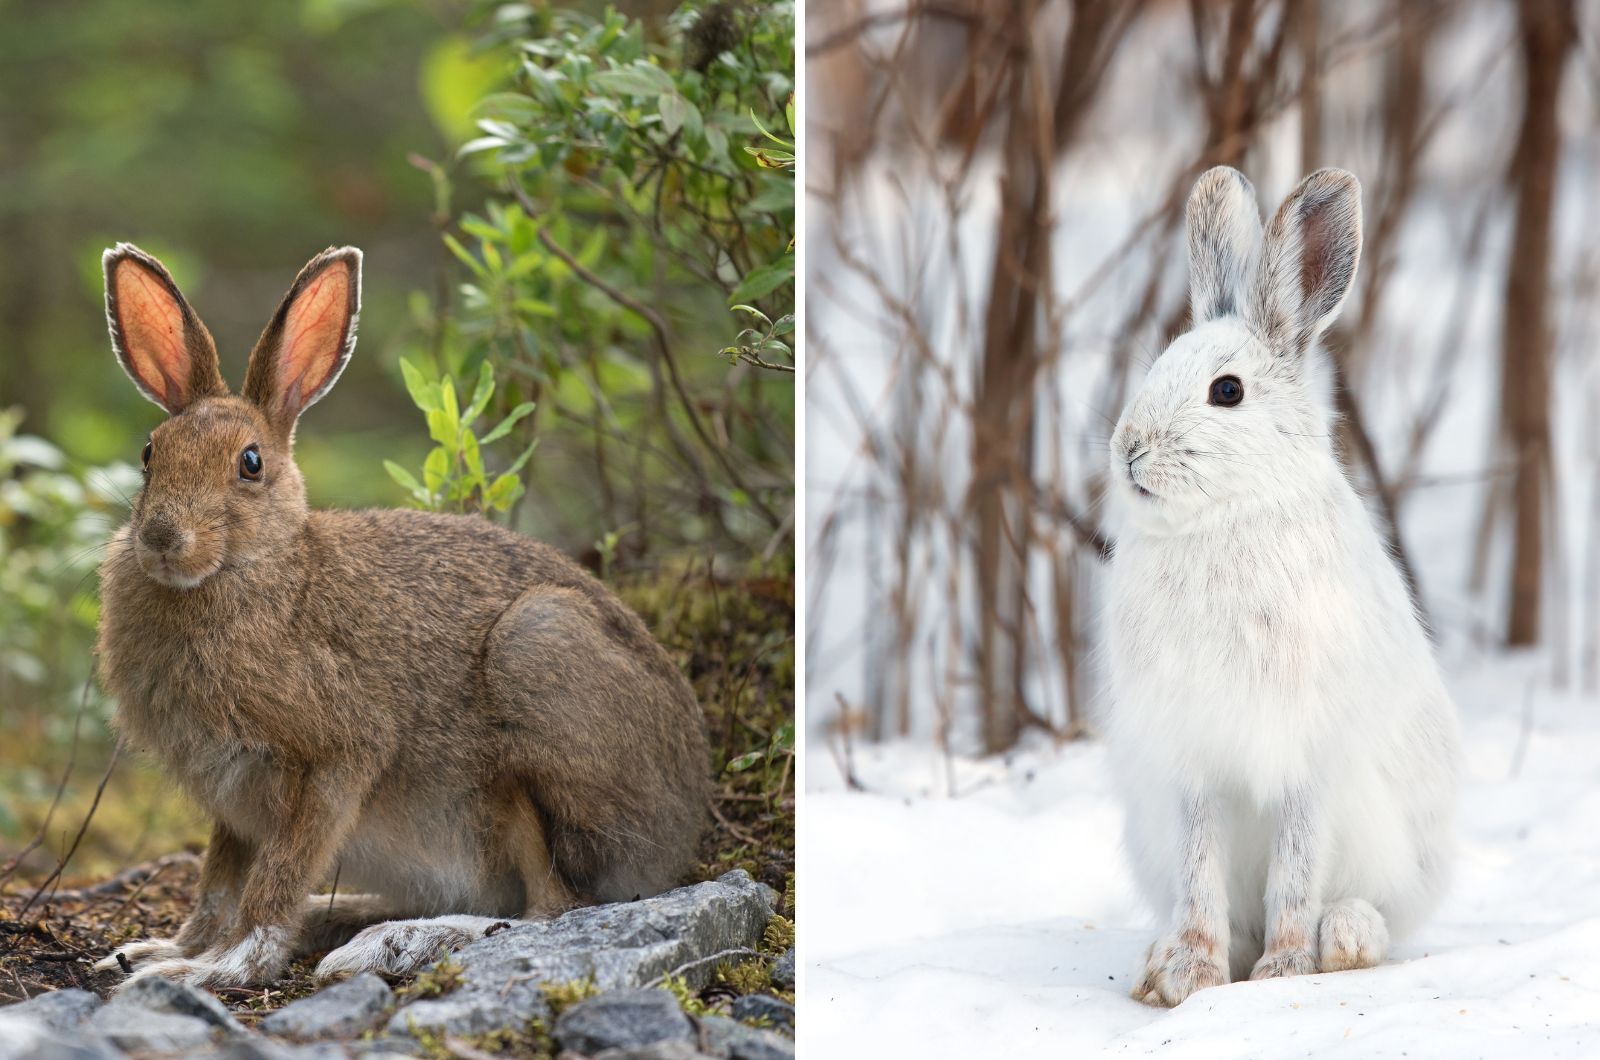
(804, 658, 1600, 1057)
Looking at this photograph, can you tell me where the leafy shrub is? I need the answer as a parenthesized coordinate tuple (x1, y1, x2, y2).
(397, 0, 796, 556)
(0, 409, 133, 834)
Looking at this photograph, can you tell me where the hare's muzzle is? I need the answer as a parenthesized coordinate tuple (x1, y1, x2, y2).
(135, 509, 218, 590)
(138, 512, 190, 555)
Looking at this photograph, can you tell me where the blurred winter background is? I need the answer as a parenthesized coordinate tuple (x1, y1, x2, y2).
(803, 0, 1600, 1055)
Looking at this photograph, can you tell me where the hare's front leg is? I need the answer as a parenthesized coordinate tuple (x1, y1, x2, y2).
(123, 768, 364, 990)
(95, 824, 252, 973)
(1133, 793, 1230, 1007)
(1249, 787, 1325, 981)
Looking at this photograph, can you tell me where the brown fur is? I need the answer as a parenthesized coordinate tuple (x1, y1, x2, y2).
(94, 244, 709, 986)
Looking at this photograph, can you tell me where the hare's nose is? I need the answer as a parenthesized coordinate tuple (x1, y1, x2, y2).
(139, 516, 189, 555)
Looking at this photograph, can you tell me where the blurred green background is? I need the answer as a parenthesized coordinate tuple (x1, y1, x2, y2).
(0, 0, 795, 881)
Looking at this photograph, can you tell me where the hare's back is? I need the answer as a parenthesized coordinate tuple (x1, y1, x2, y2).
(312, 509, 651, 641)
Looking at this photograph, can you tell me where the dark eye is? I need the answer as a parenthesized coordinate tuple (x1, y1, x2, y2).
(239, 445, 263, 482)
(141, 441, 152, 468)
(1209, 375, 1244, 407)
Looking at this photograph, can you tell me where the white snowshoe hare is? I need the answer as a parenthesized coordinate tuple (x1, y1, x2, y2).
(92, 244, 709, 989)
(1105, 168, 1460, 1007)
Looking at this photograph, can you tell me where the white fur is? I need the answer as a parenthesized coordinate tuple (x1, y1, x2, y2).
(118, 925, 291, 991)
(314, 915, 513, 982)
(1104, 167, 1460, 1004)
(91, 938, 183, 972)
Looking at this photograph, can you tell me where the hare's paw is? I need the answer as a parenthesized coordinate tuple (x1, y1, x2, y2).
(1131, 934, 1228, 1007)
(315, 915, 516, 982)
(114, 926, 291, 991)
(1249, 946, 1318, 981)
(1319, 898, 1388, 972)
(93, 938, 185, 973)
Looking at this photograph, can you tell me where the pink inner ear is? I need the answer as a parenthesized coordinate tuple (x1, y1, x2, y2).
(277, 265, 351, 417)
(115, 262, 189, 408)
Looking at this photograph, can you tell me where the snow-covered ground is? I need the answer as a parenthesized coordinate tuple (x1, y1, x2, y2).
(806, 659, 1600, 1056)
(804, 656, 1600, 1057)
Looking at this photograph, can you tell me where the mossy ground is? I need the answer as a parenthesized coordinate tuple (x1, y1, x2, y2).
(0, 562, 795, 1037)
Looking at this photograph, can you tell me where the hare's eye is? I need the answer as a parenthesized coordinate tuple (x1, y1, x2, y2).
(239, 445, 263, 482)
(141, 441, 152, 468)
(1209, 375, 1244, 407)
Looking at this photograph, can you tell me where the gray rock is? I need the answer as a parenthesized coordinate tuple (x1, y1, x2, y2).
(593, 1042, 713, 1060)
(194, 1039, 307, 1060)
(345, 1036, 423, 1057)
(196, 1038, 363, 1059)
(553, 989, 693, 1054)
(729, 995, 793, 1031)
(118, 973, 247, 1035)
(0, 988, 103, 1031)
(0, 1011, 120, 1060)
(698, 1015, 795, 1060)
(89, 1001, 219, 1052)
(392, 870, 776, 1037)
(769, 948, 794, 991)
(261, 973, 393, 1040)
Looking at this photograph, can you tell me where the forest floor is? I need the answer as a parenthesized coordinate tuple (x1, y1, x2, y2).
(806, 651, 1600, 1058)
(0, 564, 795, 1026)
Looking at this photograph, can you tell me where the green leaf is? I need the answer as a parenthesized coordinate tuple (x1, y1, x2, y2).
(443, 234, 488, 279)
(463, 430, 485, 489)
(728, 255, 794, 304)
(658, 93, 688, 136)
(725, 750, 764, 773)
(398, 358, 442, 412)
(423, 447, 449, 493)
(705, 123, 729, 161)
(464, 361, 496, 423)
(480, 401, 536, 444)
(591, 62, 674, 97)
(485, 472, 523, 512)
(426, 409, 454, 446)
(441, 377, 461, 437)
(384, 460, 423, 495)
(747, 179, 795, 213)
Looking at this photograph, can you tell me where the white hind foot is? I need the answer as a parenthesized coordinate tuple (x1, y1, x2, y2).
(314, 915, 518, 982)
(1319, 898, 1388, 972)
(92, 938, 186, 973)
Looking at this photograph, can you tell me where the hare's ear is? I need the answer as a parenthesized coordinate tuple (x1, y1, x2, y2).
(1186, 166, 1263, 325)
(103, 244, 227, 413)
(243, 247, 361, 433)
(1251, 168, 1362, 358)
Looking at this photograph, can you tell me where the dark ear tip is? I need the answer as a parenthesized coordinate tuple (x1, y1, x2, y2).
(317, 246, 363, 269)
(102, 242, 173, 284)
(102, 242, 142, 272)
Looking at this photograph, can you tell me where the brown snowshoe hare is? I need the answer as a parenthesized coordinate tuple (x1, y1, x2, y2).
(92, 244, 709, 989)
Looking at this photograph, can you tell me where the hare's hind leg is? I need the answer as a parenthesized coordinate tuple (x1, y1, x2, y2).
(1318, 898, 1388, 972)
(492, 778, 578, 918)
(297, 893, 410, 953)
(313, 788, 572, 983)
(484, 585, 707, 904)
